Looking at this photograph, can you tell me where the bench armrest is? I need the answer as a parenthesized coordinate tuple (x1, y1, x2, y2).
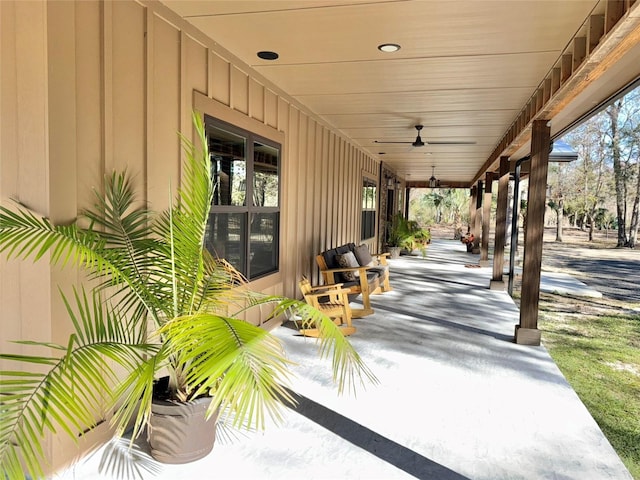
(322, 265, 372, 274)
(305, 288, 351, 300)
(308, 283, 344, 291)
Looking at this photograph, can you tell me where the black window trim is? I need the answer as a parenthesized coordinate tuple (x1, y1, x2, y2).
(204, 114, 281, 280)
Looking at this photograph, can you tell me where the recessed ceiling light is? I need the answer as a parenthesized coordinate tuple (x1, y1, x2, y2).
(257, 51, 279, 60)
(378, 43, 401, 53)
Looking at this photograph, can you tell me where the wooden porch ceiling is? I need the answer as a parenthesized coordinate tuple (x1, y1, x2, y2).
(162, 0, 640, 187)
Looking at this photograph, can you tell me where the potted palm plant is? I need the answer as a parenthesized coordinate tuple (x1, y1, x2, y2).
(385, 214, 409, 258)
(0, 113, 374, 478)
(385, 214, 430, 258)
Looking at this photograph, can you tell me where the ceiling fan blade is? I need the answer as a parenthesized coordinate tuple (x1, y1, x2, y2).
(426, 141, 477, 145)
(374, 140, 412, 144)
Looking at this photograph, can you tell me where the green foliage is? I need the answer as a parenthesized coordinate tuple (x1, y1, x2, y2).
(540, 312, 640, 478)
(386, 214, 430, 257)
(0, 112, 375, 479)
(408, 188, 469, 227)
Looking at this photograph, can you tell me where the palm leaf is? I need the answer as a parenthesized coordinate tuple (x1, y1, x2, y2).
(0, 205, 107, 272)
(160, 313, 294, 431)
(0, 289, 157, 480)
(153, 112, 213, 319)
(0, 112, 377, 477)
(266, 297, 378, 394)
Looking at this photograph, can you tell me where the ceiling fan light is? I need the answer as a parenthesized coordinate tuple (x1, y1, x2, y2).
(378, 43, 401, 53)
(429, 165, 439, 188)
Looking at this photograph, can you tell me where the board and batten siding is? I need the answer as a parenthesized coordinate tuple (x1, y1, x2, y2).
(1, 0, 380, 470)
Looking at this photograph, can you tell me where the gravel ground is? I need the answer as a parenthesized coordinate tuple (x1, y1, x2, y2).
(540, 229, 640, 305)
(429, 224, 640, 306)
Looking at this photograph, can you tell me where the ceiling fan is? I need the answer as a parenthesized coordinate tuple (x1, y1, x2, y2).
(374, 125, 476, 147)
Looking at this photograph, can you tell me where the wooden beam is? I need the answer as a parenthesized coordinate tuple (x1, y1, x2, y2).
(573, 36, 587, 71)
(469, 186, 477, 238)
(535, 88, 544, 113)
(470, 5, 640, 186)
(606, 0, 626, 33)
(406, 181, 467, 189)
(515, 120, 550, 346)
(588, 14, 605, 54)
(551, 67, 561, 94)
(542, 78, 552, 104)
(473, 181, 482, 253)
(490, 157, 511, 289)
(560, 54, 573, 84)
(480, 172, 493, 266)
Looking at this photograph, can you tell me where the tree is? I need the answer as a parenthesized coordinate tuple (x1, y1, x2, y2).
(607, 100, 629, 246)
(620, 89, 640, 247)
(547, 163, 568, 242)
(408, 188, 469, 230)
(564, 115, 611, 242)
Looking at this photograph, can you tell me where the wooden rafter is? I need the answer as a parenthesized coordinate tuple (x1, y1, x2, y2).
(473, 0, 640, 185)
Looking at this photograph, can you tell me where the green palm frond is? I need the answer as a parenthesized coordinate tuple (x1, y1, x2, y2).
(81, 170, 168, 324)
(110, 347, 167, 441)
(153, 113, 213, 318)
(0, 111, 376, 477)
(0, 204, 107, 272)
(267, 298, 379, 394)
(0, 289, 157, 480)
(160, 313, 294, 431)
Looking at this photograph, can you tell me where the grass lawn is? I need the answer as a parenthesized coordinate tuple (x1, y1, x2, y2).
(539, 303, 640, 479)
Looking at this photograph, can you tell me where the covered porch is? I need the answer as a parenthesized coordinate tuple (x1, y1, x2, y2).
(56, 239, 631, 479)
(3, 0, 640, 474)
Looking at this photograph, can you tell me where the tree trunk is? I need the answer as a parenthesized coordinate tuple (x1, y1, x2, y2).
(629, 161, 640, 248)
(607, 101, 628, 247)
(555, 197, 564, 242)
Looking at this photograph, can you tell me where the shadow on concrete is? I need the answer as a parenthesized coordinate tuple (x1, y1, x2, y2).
(287, 389, 471, 480)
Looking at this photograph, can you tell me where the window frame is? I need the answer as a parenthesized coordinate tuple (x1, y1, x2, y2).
(361, 174, 378, 241)
(204, 114, 281, 281)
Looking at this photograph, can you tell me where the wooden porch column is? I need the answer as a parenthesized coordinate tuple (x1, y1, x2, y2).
(473, 181, 482, 253)
(469, 186, 477, 236)
(515, 120, 551, 345)
(479, 172, 493, 266)
(490, 157, 510, 289)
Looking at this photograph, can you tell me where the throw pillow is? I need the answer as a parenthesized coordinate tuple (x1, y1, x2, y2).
(353, 243, 374, 266)
(336, 251, 360, 282)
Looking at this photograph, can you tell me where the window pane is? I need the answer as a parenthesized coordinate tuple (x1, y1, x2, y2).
(205, 212, 247, 275)
(250, 212, 279, 278)
(209, 127, 246, 206)
(362, 210, 376, 240)
(253, 142, 279, 207)
(361, 178, 377, 240)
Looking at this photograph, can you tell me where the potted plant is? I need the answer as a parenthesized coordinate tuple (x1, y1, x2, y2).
(385, 214, 409, 258)
(0, 114, 374, 478)
(411, 227, 431, 258)
(385, 214, 430, 258)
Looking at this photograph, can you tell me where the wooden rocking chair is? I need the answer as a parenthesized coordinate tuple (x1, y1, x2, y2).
(297, 277, 356, 337)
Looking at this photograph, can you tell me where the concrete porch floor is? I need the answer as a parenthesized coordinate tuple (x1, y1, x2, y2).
(56, 239, 632, 480)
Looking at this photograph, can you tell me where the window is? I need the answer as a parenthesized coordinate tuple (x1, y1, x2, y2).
(204, 115, 280, 280)
(361, 177, 377, 240)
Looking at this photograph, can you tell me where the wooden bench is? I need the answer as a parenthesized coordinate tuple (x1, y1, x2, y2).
(316, 243, 391, 318)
